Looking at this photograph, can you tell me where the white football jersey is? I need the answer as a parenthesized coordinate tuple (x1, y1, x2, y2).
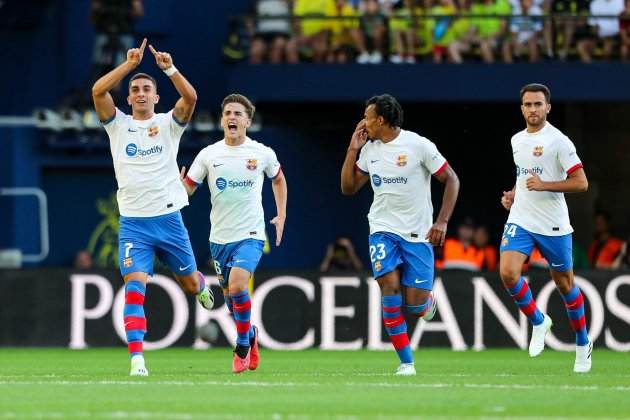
(103, 108, 189, 217)
(507, 122, 583, 236)
(187, 137, 281, 244)
(356, 129, 447, 242)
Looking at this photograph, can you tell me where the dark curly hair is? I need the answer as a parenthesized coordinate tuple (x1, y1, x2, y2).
(366, 94, 403, 127)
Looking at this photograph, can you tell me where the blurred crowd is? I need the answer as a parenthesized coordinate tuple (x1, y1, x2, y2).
(241, 0, 630, 64)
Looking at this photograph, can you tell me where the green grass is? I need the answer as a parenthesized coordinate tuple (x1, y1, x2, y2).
(0, 348, 628, 419)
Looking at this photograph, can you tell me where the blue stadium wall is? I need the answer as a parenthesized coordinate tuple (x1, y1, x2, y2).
(2, 1, 630, 269)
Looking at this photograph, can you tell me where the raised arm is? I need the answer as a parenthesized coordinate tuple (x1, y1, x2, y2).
(270, 171, 288, 246)
(148, 44, 197, 124)
(426, 165, 460, 247)
(92, 38, 147, 121)
(341, 120, 369, 195)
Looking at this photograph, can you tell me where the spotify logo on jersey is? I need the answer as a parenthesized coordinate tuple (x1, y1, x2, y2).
(126, 143, 138, 157)
(216, 177, 227, 191)
(372, 174, 382, 186)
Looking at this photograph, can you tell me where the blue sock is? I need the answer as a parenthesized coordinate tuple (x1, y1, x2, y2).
(382, 295, 413, 364)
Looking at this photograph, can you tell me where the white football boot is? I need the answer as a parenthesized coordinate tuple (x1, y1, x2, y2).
(574, 340, 592, 373)
(395, 363, 416, 376)
(197, 286, 215, 310)
(130, 355, 149, 377)
(529, 314, 553, 357)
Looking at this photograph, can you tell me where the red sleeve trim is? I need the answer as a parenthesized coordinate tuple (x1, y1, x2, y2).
(184, 176, 199, 187)
(433, 161, 448, 176)
(355, 164, 369, 175)
(566, 163, 583, 175)
(271, 166, 283, 180)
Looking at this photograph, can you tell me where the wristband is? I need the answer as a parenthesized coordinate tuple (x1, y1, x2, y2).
(163, 65, 178, 77)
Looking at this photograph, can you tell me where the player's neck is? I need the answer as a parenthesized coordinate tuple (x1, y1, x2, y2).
(526, 121, 546, 134)
(380, 127, 401, 143)
(225, 135, 246, 146)
(132, 110, 155, 121)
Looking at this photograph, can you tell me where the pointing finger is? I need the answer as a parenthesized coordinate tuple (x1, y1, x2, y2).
(148, 44, 158, 56)
(139, 38, 147, 52)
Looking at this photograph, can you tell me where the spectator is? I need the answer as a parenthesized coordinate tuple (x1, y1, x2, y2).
(620, 0, 630, 61)
(474, 225, 498, 271)
(74, 250, 94, 270)
(588, 211, 627, 269)
(248, 0, 297, 64)
(358, 0, 388, 63)
(91, 0, 144, 82)
(467, 0, 511, 63)
(320, 237, 364, 272)
(502, 0, 543, 63)
(389, 0, 425, 63)
(431, 0, 459, 63)
(577, 0, 625, 62)
(443, 218, 482, 270)
(552, 0, 590, 60)
(293, 0, 331, 62)
(326, 0, 370, 63)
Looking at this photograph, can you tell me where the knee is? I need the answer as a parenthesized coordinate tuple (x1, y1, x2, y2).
(499, 266, 520, 287)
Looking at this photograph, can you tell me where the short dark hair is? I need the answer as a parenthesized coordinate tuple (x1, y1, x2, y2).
(520, 83, 551, 103)
(129, 73, 157, 91)
(366, 94, 403, 127)
(221, 94, 255, 119)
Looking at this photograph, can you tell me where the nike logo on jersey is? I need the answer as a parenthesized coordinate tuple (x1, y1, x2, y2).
(370, 160, 379, 164)
(179, 264, 192, 271)
(551, 263, 564, 268)
(213, 163, 224, 168)
(415, 279, 428, 284)
(128, 128, 138, 132)
(234, 259, 247, 264)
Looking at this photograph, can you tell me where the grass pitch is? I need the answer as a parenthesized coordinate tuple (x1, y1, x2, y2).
(0, 348, 628, 419)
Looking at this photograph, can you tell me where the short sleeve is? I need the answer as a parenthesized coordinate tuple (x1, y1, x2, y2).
(557, 136, 583, 174)
(420, 138, 448, 175)
(187, 149, 209, 185)
(355, 144, 369, 174)
(102, 108, 125, 137)
(264, 147, 282, 179)
(168, 109, 187, 140)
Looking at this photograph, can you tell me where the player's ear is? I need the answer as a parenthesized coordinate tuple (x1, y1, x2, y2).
(153, 94, 160, 104)
(546, 103, 551, 114)
(127, 95, 132, 106)
(245, 118, 251, 128)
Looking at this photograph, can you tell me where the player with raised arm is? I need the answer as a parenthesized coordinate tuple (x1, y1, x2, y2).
(181, 94, 287, 374)
(499, 83, 591, 373)
(92, 38, 214, 377)
(341, 94, 460, 376)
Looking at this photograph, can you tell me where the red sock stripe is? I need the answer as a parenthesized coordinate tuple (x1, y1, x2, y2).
(520, 300, 537, 317)
(383, 306, 399, 313)
(565, 292, 584, 310)
(235, 321, 250, 334)
(390, 332, 410, 350)
(125, 291, 145, 305)
(513, 281, 529, 301)
(124, 316, 147, 331)
(383, 314, 405, 329)
(570, 316, 586, 331)
(128, 341, 143, 354)
(233, 300, 251, 313)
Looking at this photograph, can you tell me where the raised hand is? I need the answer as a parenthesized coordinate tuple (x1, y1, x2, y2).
(348, 119, 368, 152)
(126, 38, 147, 68)
(148, 44, 174, 70)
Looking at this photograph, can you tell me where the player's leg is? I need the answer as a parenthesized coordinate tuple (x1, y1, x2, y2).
(500, 224, 551, 356)
(400, 242, 436, 322)
(212, 239, 264, 373)
(370, 233, 414, 375)
(537, 233, 591, 372)
(119, 217, 155, 376)
(157, 211, 214, 309)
